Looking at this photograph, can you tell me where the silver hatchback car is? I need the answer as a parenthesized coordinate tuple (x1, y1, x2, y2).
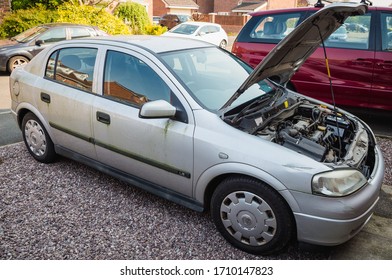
(10, 3, 384, 255)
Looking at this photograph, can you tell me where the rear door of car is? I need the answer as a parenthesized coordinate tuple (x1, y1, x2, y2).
(39, 46, 98, 159)
(371, 9, 392, 111)
(92, 47, 195, 197)
(232, 10, 309, 67)
(198, 25, 222, 46)
(233, 9, 378, 110)
(291, 12, 375, 109)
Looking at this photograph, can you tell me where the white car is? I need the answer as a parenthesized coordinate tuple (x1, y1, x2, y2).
(162, 22, 228, 48)
(9, 3, 384, 255)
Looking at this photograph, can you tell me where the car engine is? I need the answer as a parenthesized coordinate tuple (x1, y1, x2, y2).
(226, 96, 374, 178)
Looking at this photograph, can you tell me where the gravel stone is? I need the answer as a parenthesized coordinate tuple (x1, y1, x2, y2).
(0, 137, 390, 260)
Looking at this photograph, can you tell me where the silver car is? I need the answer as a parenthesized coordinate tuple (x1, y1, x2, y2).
(10, 3, 384, 255)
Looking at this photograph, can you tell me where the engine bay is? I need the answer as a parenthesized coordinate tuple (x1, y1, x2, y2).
(224, 91, 374, 177)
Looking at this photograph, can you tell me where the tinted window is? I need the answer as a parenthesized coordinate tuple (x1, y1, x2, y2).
(325, 14, 371, 50)
(45, 47, 98, 92)
(380, 12, 392, 51)
(103, 50, 170, 107)
(248, 13, 302, 42)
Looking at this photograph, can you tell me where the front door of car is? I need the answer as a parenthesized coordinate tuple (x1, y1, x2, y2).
(371, 11, 392, 111)
(39, 47, 98, 159)
(198, 26, 218, 45)
(92, 49, 195, 197)
(31, 27, 67, 57)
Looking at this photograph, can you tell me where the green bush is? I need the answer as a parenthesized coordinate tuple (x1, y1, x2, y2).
(56, 3, 131, 35)
(114, 2, 149, 34)
(144, 25, 167, 35)
(0, 5, 58, 38)
(0, 3, 131, 39)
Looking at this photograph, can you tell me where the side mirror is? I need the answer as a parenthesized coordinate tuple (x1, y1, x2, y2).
(139, 100, 176, 119)
(198, 31, 206, 36)
(35, 39, 44, 46)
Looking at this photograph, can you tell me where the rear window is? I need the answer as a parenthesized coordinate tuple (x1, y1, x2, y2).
(237, 12, 305, 43)
(45, 47, 97, 92)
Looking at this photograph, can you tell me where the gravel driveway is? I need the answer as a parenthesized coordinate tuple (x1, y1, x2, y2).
(0, 137, 390, 260)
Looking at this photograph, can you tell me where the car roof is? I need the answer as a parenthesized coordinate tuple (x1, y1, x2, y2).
(65, 35, 214, 53)
(249, 4, 391, 16)
(37, 22, 95, 28)
(178, 22, 221, 27)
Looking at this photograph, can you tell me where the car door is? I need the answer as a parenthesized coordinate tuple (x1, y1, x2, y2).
(30, 27, 67, 57)
(291, 12, 375, 109)
(371, 10, 392, 111)
(92, 48, 195, 196)
(38, 46, 98, 159)
(198, 25, 219, 45)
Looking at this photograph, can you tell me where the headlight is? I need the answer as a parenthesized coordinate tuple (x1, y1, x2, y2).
(312, 169, 367, 197)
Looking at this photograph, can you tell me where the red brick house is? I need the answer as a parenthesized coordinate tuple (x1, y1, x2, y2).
(0, 0, 10, 23)
(153, 0, 199, 16)
(195, 0, 298, 15)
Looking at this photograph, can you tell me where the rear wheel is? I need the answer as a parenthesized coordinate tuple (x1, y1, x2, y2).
(8, 56, 30, 72)
(22, 112, 56, 163)
(211, 176, 294, 255)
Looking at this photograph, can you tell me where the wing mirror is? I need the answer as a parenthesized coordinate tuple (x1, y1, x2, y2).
(139, 100, 176, 118)
(35, 39, 44, 46)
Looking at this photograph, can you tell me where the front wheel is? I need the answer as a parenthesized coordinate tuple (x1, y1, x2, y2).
(211, 176, 294, 255)
(22, 112, 56, 163)
(8, 56, 30, 72)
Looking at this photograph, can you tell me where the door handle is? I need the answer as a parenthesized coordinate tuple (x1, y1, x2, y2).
(352, 58, 373, 66)
(376, 60, 392, 69)
(96, 111, 111, 125)
(40, 92, 51, 103)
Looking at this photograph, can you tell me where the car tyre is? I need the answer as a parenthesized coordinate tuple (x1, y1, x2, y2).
(219, 40, 227, 49)
(8, 56, 30, 72)
(22, 112, 56, 163)
(211, 176, 294, 255)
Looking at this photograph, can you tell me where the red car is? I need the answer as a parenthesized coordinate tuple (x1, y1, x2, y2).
(232, 3, 392, 112)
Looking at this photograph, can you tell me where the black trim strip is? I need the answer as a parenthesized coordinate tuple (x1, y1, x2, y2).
(49, 122, 191, 179)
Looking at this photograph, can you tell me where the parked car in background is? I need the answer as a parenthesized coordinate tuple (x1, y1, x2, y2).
(159, 14, 193, 29)
(232, 3, 392, 112)
(0, 23, 107, 73)
(152, 16, 161, 25)
(10, 3, 384, 255)
(162, 22, 228, 48)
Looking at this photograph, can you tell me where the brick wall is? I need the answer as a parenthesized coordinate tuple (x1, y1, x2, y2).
(0, 0, 10, 12)
(0, 0, 10, 23)
(267, 0, 297, 9)
(153, 0, 167, 16)
(213, 0, 238, 14)
(194, 0, 213, 14)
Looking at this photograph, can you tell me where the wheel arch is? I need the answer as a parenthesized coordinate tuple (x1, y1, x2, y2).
(15, 103, 55, 141)
(195, 163, 301, 214)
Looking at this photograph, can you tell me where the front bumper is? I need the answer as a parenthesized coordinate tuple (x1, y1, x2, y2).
(293, 145, 385, 246)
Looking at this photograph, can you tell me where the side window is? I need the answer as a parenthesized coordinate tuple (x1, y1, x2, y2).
(250, 13, 301, 41)
(69, 27, 92, 39)
(200, 26, 210, 34)
(45, 47, 98, 92)
(380, 12, 392, 51)
(325, 14, 371, 50)
(103, 50, 171, 107)
(38, 28, 66, 43)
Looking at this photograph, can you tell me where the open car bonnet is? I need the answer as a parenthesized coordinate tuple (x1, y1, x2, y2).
(222, 2, 368, 110)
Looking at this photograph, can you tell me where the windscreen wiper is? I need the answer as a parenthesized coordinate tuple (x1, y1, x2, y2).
(229, 91, 275, 124)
